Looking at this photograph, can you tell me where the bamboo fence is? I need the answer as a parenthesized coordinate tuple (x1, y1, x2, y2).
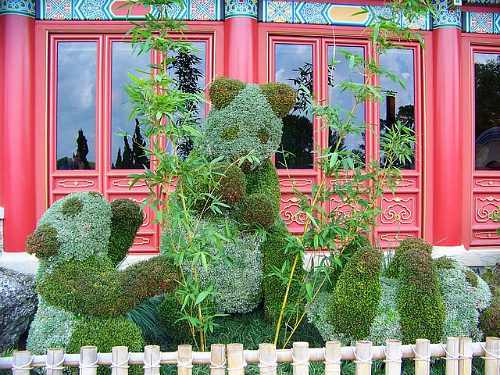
(0, 337, 499, 375)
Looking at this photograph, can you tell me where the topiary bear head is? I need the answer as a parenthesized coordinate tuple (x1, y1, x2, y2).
(26, 192, 144, 275)
(199, 77, 296, 170)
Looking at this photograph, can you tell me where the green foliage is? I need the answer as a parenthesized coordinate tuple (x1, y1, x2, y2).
(261, 222, 304, 323)
(199, 84, 284, 169)
(34, 192, 112, 282)
(397, 248, 444, 344)
(108, 198, 144, 267)
(434, 256, 456, 270)
(244, 159, 281, 214)
(479, 302, 500, 338)
(158, 291, 193, 344)
(38, 256, 177, 317)
(26, 297, 77, 355)
(61, 197, 84, 217)
(341, 233, 372, 257)
(208, 77, 246, 110)
(306, 290, 338, 343)
(328, 246, 382, 341)
(67, 317, 145, 375)
(437, 258, 491, 341)
(386, 237, 433, 279)
(239, 193, 276, 230)
(260, 82, 296, 119)
(368, 277, 402, 345)
(215, 163, 246, 207)
(25, 223, 60, 259)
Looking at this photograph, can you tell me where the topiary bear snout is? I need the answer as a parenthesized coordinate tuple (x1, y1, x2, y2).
(26, 223, 61, 258)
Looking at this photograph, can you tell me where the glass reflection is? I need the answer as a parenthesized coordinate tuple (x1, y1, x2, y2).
(274, 43, 314, 169)
(475, 53, 500, 171)
(56, 42, 96, 170)
(328, 45, 366, 166)
(111, 42, 151, 170)
(379, 49, 415, 169)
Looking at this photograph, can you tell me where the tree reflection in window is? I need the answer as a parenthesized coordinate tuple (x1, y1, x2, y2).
(274, 44, 314, 169)
(475, 53, 500, 171)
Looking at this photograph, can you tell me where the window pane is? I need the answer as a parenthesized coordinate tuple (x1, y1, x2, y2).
(111, 42, 151, 170)
(328, 45, 365, 166)
(56, 42, 96, 170)
(379, 49, 415, 169)
(274, 43, 314, 169)
(475, 53, 500, 171)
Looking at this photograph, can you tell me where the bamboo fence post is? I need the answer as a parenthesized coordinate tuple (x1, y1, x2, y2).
(354, 341, 372, 375)
(292, 342, 309, 375)
(445, 337, 459, 375)
(144, 345, 161, 375)
(111, 346, 129, 375)
(484, 337, 500, 375)
(258, 343, 277, 375)
(458, 337, 472, 375)
(79, 346, 98, 375)
(46, 348, 64, 375)
(177, 345, 193, 375)
(324, 341, 341, 375)
(413, 339, 430, 375)
(227, 343, 245, 375)
(12, 351, 32, 375)
(210, 344, 226, 375)
(385, 340, 402, 375)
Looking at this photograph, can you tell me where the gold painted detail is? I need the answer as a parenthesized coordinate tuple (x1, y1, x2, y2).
(380, 233, 413, 242)
(279, 178, 313, 188)
(381, 197, 414, 224)
(475, 196, 500, 223)
(280, 196, 306, 225)
(58, 179, 95, 188)
(474, 231, 500, 240)
(476, 179, 500, 187)
(112, 179, 147, 188)
(133, 236, 151, 246)
(395, 179, 414, 188)
(328, 5, 367, 24)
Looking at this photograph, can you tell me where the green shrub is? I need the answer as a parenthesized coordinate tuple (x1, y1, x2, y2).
(328, 246, 382, 341)
(386, 237, 433, 279)
(108, 198, 144, 267)
(25, 223, 60, 258)
(341, 234, 372, 257)
(397, 248, 444, 344)
(61, 197, 84, 217)
(157, 291, 193, 345)
(260, 82, 296, 119)
(222, 126, 239, 141)
(479, 302, 500, 337)
(67, 317, 145, 375)
(239, 193, 276, 229)
(208, 77, 246, 110)
(307, 290, 338, 343)
(215, 163, 246, 207)
(244, 159, 281, 215)
(38, 256, 177, 317)
(261, 221, 303, 323)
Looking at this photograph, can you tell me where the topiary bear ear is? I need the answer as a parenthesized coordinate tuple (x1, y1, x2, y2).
(261, 82, 296, 118)
(26, 223, 61, 259)
(209, 77, 246, 110)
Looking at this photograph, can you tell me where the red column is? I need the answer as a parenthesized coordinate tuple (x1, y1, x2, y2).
(432, 27, 463, 246)
(224, 15, 258, 83)
(0, 14, 36, 252)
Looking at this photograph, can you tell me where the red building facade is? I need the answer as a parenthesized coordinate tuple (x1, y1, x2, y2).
(1, 0, 500, 261)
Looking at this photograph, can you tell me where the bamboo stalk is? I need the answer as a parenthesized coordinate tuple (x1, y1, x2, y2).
(324, 341, 341, 375)
(79, 346, 98, 375)
(354, 341, 372, 375)
(144, 345, 161, 375)
(210, 344, 226, 375)
(292, 342, 309, 375)
(414, 339, 430, 375)
(445, 337, 459, 375)
(458, 337, 472, 375)
(12, 351, 32, 375)
(385, 340, 402, 375)
(111, 346, 129, 375)
(227, 343, 245, 375)
(485, 337, 500, 375)
(177, 345, 193, 375)
(259, 343, 277, 375)
(46, 348, 64, 375)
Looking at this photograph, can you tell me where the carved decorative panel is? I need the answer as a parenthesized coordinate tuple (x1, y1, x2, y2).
(475, 179, 500, 188)
(56, 178, 96, 188)
(475, 196, 500, 223)
(380, 196, 414, 225)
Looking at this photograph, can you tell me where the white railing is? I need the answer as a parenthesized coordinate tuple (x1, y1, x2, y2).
(1, 337, 499, 375)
